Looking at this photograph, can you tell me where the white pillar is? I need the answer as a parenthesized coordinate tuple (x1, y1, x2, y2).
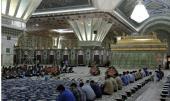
(1, 35, 18, 66)
(68, 18, 113, 46)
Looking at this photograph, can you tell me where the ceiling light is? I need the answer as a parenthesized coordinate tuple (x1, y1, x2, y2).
(130, 0, 149, 23)
(117, 37, 121, 41)
(51, 29, 74, 34)
(35, 24, 39, 27)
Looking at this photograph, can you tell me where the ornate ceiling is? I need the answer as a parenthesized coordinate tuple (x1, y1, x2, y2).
(116, 0, 170, 31)
(1, 0, 42, 22)
(35, 0, 92, 12)
(24, 0, 170, 50)
(118, 0, 170, 18)
(144, 0, 170, 16)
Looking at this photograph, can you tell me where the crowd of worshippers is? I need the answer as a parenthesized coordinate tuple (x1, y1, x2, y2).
(2, 65, 44, 79)
(2, 64, 74, 80)
(56, 67, 151, 101)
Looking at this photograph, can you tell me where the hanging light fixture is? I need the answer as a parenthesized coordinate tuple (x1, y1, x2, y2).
(130, 0, 149, 23)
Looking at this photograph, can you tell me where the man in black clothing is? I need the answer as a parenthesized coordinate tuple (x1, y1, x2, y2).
(90, 80, 102, 98)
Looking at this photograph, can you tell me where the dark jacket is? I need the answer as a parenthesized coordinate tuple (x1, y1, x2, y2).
(90, 83, 102, 98)
(57, 89, 76, 101)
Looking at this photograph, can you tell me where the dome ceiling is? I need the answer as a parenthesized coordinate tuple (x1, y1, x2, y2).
(116, 0, 170, 31)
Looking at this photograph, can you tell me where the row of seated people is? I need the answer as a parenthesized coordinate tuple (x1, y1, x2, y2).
(2, 65, 63, 79)
(2, 65, 43, 79)
(103, 67, 151, 94)
(56, 67, 151, 101)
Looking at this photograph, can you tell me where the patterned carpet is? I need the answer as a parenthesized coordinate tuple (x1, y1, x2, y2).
(2, 67, 169, 101)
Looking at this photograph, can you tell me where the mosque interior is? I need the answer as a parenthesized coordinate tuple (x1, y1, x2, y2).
(1, 0, 170, 68)
(1, 0, 170, 101)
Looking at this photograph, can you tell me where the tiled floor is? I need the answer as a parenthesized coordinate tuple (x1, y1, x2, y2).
(135, 82, 162, 101)
(135, 70, 170, 101)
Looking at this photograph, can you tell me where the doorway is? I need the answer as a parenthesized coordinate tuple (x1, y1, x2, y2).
(49, 55, 54, 64)
(37, 55, 41, 63)
(94, 55, 100, 65)
(78, 55, 84, 65)
(63, 55, 68, 61)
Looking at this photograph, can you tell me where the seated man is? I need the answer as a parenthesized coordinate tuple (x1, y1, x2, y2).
(56, 84, 76, 101)
(141, 69, 146, 78)
(90, 66, 100, 76)
(70, 83, 81, 101)
(77, 85, 87, 101)
(115, 74, 123, 90)
(138, 69, 143, 79)
(126, 71, 131, 83)
(129, 72, 135, 83)
(103, 75, 114, 95)
(158, 68, 164, 80)
(154, 70, 159, 81)
(134, 71, 139, 81)
(121, 72, 129, 86)
(90, 80, 102, 98)
(143, 67, 149, 76)
(80, 81, 96, 101)
(110, 77, 118, 92)
(155, 68, 164, 81)
(105, 66, 118, 77)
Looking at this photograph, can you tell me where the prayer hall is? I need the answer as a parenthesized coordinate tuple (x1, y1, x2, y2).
(1, 0, 170, 101)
